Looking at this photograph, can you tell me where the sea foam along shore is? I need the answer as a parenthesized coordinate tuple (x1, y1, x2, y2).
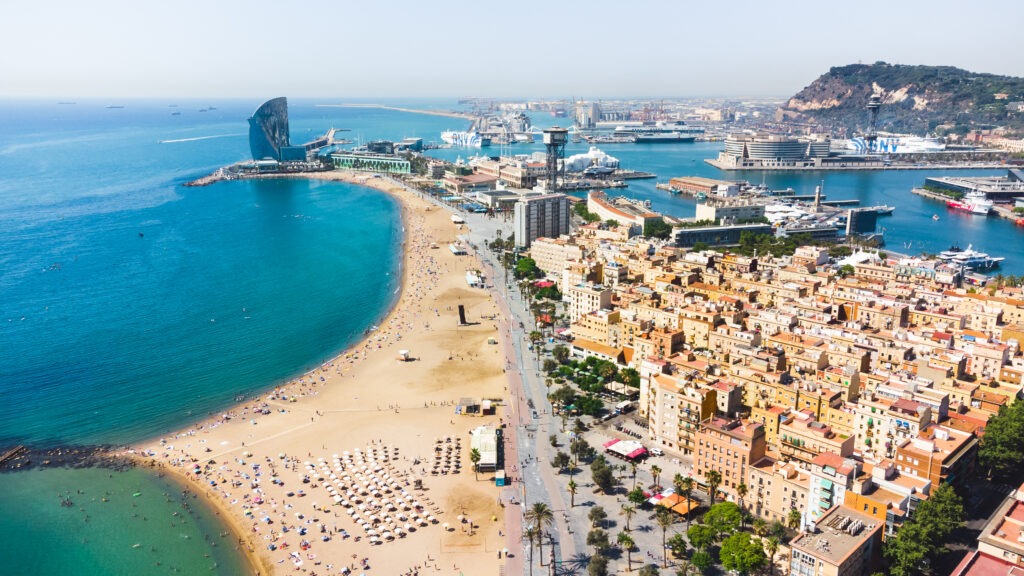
(128, 170, 515, 576)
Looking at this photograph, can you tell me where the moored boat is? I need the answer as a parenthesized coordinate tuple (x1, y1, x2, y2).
(946, 191, 992, 215)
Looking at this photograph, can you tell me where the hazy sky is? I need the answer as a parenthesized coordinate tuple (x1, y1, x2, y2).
(2, 0, 1021, 99)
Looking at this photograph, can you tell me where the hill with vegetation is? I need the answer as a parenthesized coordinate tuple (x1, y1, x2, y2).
(777, 62, 1024, 136)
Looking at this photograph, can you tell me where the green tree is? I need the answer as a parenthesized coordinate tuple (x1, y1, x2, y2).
(621, 503, 637, 531)
(667, 532, 689, 558)
(587, 528, 611, 553)
(914, 483, 965, 549)
(469, 448, 481, 480)
(551, 451, 571, 473)
(979, 400, 1024, 480)
(618, 531, 636, 571)
(705, 470, 722, 505)
(618, 367, 641, 387)
(719, 532, 767, 576)
(591, 456, 615, 494)
(687, 523, 716, 552)
(703, 502, 742, 540)
(550, 385, 576, 407)
(691, 550, 713, 573)
(552, 344, 570, 363)
(884, 482, 965, 574)
(622, 485, 647, 504)
(644, 218, 673, 240)
(837, 264, 856, 278)
(587, 553, 609, 576)
(588, 505, 607, 528)
(656, 507, 675, 568)
(514, 257, 543, 279)
(543, 358, 558, 373)
(568, 479, 578, 508)
(651, 464, 663, 490)
(637, 565, 659, 576)
(884, 521, 931, 576)
(525, 503, 555, 565)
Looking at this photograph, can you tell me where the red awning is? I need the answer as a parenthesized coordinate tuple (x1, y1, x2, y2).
(602, 438, 621, 448)
(626, 448, 648, 459)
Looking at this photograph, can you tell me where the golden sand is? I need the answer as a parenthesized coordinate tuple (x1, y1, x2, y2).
(132, 171, 513, 575)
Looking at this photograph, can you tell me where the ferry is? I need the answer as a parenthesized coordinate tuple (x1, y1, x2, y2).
(946, 191, 993, 215)
(441, 131, 490, 147)
(844, 133, 946, 154)
(613, 121, 704, 138)
(634, 132, 697, 144)
(937, 244, 1004, 270)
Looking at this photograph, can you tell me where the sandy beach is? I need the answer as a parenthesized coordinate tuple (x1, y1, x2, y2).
(131, 171, 516, 576)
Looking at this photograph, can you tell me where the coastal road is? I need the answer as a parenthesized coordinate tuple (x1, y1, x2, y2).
(462, 213, 586, 573)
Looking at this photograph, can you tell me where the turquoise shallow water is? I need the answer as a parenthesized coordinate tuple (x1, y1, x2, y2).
(0, 466, 249, 576)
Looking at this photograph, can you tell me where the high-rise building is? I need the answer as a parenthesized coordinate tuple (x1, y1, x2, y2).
(249, 97, 291, 161)
(514, 194, 570, 248)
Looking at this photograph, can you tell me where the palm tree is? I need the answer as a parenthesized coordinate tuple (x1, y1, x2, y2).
(655, 507, 674, 568)
(673, 473, 685, 499)
(787, 507, 802, 531)
(764, 535, 780, 575)
(630, 461, 639, 489)
(621, 503, 636, 531)
(524, 522, 540, 573)
(736, 482, 748, 527)
(705, 470, 722, 505)
(525, 503, 555, 565)
(617, 531, 635, 571)
(679, 475, 695, 528)
(651, 464, 662, 490)
(469, 448, 481, 480)
(568, 480, 578, 508)
(752, 517, 768, 538)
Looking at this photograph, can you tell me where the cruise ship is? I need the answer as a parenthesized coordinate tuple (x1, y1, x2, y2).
(937, 244, 1004, 270)
(946, 190, 993, 215)
(440, 131, 490, 147)
(634, 132, 697, 143)
(844, 134, 946, 154)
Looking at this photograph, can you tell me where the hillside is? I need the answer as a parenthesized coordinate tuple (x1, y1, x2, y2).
(776, 62, 1024, 136)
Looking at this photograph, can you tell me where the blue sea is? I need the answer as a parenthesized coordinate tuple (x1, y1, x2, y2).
(0, 98, 456, 574)
(1, 98, 1022, 574)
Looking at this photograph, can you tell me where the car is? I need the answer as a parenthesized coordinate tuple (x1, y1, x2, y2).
(650, 448, 664, 456)
(531, 410, 539, 419)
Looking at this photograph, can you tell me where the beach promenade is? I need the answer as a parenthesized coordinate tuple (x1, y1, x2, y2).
(131, 171, 522, 576)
